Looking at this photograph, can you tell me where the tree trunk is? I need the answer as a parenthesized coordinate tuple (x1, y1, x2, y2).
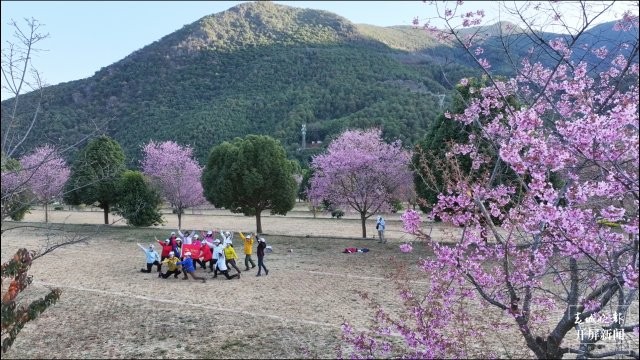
(360, 212, 367, 238)
(177, 210, 182, 229)
(44, 203, 48, 223)
(103, 204, 109, 224)
(256, 210, 262, 234)
(528, 336, 565, 359)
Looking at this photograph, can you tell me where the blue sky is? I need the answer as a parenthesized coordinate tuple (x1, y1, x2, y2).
(1, 1, 635, 99)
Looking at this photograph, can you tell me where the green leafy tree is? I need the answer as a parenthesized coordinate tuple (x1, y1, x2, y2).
(202, 135, 297, 233)
(412, 112, 469, 214)
(113, 170, 163, 227)
(413, 76, 521, 217)
(297, 167, 314, 201)
(63, 136, 126, 224)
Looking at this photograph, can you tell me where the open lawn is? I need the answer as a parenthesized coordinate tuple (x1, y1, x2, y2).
(2, 208, 636, 358)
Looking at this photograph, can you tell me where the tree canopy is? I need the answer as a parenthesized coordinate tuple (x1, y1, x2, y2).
(63, 135, 126, 224)
(412, 76, 522, 217)
(113, 170, 163, 227)
(18, 145, 70, 223)
(141, 141, 206, 229)
(308, 128, 414, 237)
(202, 134, 297, 233)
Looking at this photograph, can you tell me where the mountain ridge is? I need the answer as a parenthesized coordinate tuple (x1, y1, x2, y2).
(1, 1, 634, 168)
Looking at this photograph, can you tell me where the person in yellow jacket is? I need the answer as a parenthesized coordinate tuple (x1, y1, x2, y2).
(159, 251, 182, 279)
(239, 232, 256, 271)
(223, 238, 242, 275)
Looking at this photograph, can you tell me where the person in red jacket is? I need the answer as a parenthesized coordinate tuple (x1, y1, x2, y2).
(169, 231, 178, 244)
(200, 239, 214, 271)
(156, 237, 174, 261)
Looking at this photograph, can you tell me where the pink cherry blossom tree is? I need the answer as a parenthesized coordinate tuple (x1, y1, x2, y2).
(342, 2, 639, 359)
(141, 141, 206, 229)
(18, 145, 70, 223)
(1, 163, 31, 222)
(308, 128, 414, 238)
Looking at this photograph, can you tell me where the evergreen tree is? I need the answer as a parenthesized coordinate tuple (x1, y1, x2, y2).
(412, 77, 521, 217)
(113, 170, 163, 227)
(202, 135, 297, 233)
(64, 136, 126, 224)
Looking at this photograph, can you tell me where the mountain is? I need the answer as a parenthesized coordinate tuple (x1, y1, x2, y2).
(452, 19, 638, 75)
(1, 1, 635, 167)
(3, 1, 477, 167)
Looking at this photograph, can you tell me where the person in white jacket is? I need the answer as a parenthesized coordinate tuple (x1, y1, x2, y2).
(213, 244, 240, 280)
(178, 229, 197, 245)
(211, 239, 223, 274)
(220, 230, 234, 244)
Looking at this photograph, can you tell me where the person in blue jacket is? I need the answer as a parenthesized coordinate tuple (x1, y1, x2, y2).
(137, 243, 161, 273)
(178, 252, 206, 283)
(376, 216, 386, 243)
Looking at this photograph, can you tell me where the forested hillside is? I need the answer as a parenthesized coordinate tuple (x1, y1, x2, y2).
(1, 2, 475, 166)
(1, 1, 633, 167)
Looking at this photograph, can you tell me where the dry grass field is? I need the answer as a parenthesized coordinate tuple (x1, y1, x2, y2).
(1, 207, 637, 358)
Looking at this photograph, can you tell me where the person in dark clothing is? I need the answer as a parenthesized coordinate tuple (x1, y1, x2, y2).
(174, 238, 183, 258)
(256, 237, 269, 277)
(376, 216, 386, 243)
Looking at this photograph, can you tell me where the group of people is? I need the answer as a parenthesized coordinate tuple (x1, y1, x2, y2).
(137, 229, 269, 283)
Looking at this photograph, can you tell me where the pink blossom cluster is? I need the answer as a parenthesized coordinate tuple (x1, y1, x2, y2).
(401, 209, 422, 234)
(141, 141, 206, 212)
(20, 145, 70, 203)
(1, 169, 23, 199)
(415, 45, 637, 357)
(346, 4, 639, 357)
(340, 276, 473, 359)
(308, 129, 414, 217)
(1, 145, 70, 205)
(613, 10, 639, 32)
(399, 243, 413, 253)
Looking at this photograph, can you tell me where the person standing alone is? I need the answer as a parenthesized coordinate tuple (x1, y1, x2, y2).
(376, 216, 386, 243)
(256, 237, 269, 276)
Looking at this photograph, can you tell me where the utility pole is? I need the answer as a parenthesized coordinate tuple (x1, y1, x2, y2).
(437, 94, 445, 109)
(301, 124, 306, 150)
(426, 91, 446, 110)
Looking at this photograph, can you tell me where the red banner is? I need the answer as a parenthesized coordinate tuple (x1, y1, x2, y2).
(181, 244, 202, 259)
